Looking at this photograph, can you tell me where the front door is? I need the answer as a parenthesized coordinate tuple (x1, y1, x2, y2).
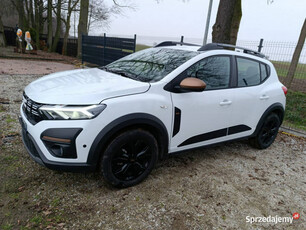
(169, 55, 236, 152)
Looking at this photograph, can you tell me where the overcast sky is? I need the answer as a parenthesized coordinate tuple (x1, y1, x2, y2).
(99, 0, 306, 42)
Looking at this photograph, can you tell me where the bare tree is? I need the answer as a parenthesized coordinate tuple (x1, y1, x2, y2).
(61, 0, 80, 55)
(87, 1, 112, 32)
(87, 0, 133, 33)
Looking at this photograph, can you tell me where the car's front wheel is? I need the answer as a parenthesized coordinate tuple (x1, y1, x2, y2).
(101, 129, 158, 188)
(250, 113, 281, 149)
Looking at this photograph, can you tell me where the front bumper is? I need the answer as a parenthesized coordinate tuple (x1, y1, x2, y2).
(19, 113, 96, 172)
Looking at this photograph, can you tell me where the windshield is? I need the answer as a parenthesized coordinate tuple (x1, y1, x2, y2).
(102, 48, 199, 82)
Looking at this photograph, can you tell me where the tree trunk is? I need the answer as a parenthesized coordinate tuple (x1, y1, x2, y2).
(34, 0, 40, 49)
(0, 15, 6, 47)
(62, 0, 73, 55)
(29, 0, 35, 27)
(62, 20, 70, 55)
(62, 0, 79, 55)
(47, 0, 53, 51)
(284, 19, 306, 88)
(16, 0, 26, 30)
(38, 0, 44, 34)
(25, 0, 30, 25)
(87, 5, 92, 33)
(77, 0, 89, 58)
(229, 0, 242, 45)
(52, 0, 61, 52)
(212, 0, 242, 45)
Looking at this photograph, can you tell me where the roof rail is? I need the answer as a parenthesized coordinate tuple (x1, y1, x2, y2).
(198, 43, 266, 58)
(155, 41, 200, 48)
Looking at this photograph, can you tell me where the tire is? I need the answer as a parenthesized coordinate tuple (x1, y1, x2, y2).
(101, 129, 158, 188)
(249, 113, 281, 149)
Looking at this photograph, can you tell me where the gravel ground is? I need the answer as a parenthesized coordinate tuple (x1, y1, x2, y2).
(0, 73, 305, 230)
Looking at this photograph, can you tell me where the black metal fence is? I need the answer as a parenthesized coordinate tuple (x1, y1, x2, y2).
(39, 34, 78, 57)
(3, 26, 136, 62)
(82, 34, 136, 66)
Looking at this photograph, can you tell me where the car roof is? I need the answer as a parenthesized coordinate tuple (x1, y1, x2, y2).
(154, 42, 266, 59)
(158, 45, 201, 52)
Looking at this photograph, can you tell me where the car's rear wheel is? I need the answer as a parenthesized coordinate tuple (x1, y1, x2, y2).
(250, 113, 280, 149)
(101, 129, 158, 188)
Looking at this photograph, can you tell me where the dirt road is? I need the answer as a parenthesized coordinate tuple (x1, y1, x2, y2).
(0, 59, 76, 75)
(0, 73, 305, 230)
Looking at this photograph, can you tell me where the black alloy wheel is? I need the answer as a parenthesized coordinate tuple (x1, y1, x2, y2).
(250, 113, 281, 149)
(101, 129, 158, 188)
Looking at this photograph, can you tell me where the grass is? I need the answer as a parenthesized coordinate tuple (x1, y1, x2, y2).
(30, 215, 43, 225)
(271, 61, 306, 79)
(0, 105, 6, 112)
(283, 90, 306, 131)
(5, 115, 16, 124)
(136, 44, 151, 52)
(1, 224, 13, 230)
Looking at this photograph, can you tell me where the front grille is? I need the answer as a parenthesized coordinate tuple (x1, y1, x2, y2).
(22, 128, 40, 158)
(22, 92, 43, 125)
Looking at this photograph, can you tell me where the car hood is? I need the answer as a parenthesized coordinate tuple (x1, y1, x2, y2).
(24, 68, 150, 104)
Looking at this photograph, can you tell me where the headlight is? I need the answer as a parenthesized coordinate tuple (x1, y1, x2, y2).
(39, 104, 106, 120)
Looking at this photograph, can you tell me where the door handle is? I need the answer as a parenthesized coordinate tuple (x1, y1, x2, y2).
(260, 95, 270, 100)
(219, 100, 232, 106)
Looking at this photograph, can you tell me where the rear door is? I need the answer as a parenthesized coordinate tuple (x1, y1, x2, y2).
(229, 56, 271, 138)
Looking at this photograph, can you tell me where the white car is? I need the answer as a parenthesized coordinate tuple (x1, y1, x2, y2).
(20, 42, 287, 188)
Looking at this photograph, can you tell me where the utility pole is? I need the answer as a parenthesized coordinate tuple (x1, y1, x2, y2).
(203, 0, 213, 45)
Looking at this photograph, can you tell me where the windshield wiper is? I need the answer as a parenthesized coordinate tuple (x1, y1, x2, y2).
(102, 68, 136, 80)
(100, 67, 151, 82)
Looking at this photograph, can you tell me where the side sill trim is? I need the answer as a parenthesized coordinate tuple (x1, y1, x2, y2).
(178, 124, 251, 147)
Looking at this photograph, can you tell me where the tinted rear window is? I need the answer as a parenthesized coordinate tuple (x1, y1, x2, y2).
(237, 57, 261, 87)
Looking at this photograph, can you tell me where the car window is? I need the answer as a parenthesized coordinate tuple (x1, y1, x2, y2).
(237, 58, 260, 87)
(266, 64, 271, 76)
(186, 56, 231, 90)
(104, 48, 199, 83)
(260, 63, 268, 81)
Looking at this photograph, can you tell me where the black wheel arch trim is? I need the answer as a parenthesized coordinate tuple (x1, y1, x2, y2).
(251, 102, 285, 137)
(87, 113, 169, 169)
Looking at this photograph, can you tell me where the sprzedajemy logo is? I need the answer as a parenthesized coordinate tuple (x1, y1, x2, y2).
(246, 213, 300, 224)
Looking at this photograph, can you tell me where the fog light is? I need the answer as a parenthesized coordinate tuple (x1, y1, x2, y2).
(40, 128, 82, 159)
(50, 145, 64, 157)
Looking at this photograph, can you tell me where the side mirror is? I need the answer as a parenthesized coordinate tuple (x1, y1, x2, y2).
(179, 77, 206, 92)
